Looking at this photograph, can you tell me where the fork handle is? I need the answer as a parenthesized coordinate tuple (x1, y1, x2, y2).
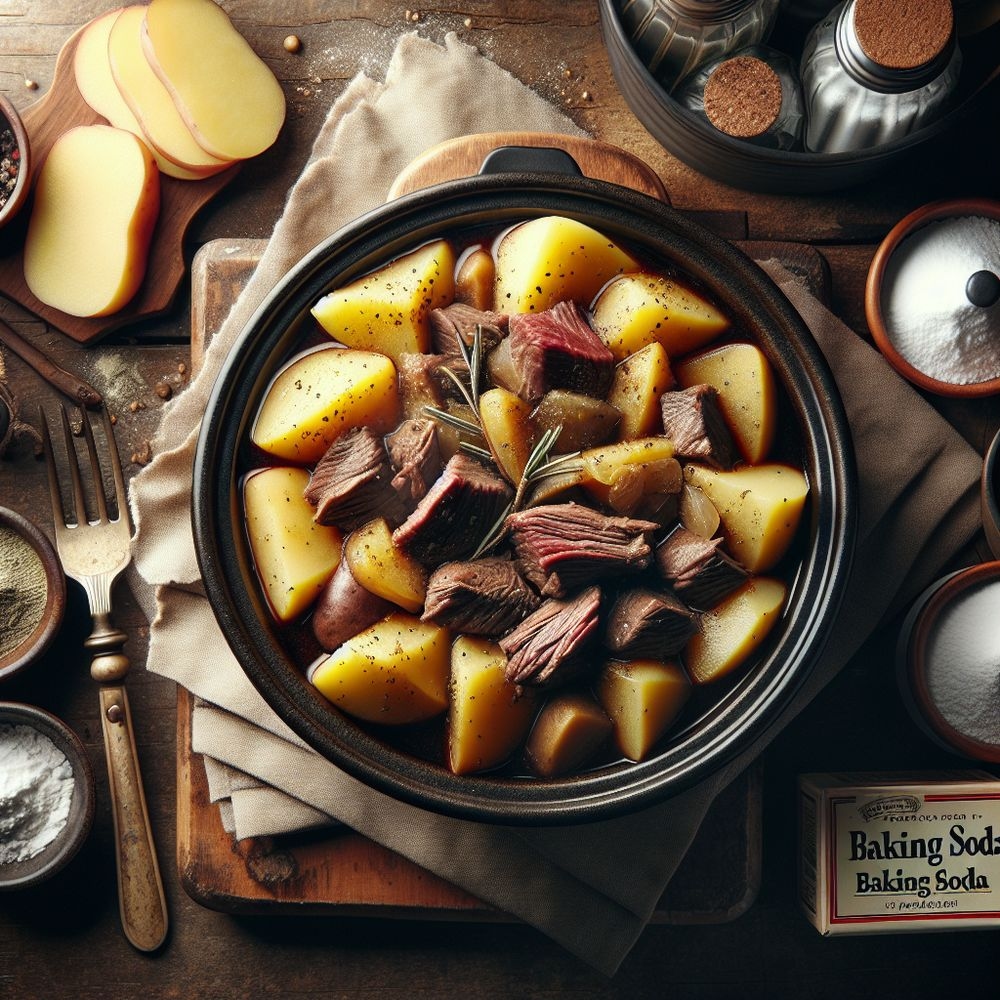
(98, 685, 169, 952)
(86, 613, 131, 682)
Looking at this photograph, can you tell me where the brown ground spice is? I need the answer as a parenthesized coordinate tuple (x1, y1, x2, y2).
(853, 0, 953, 70)
(703, 56, 782, 139)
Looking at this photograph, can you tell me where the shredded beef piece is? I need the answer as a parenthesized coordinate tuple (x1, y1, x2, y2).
(304, 426, 410, 531)
(660, 384, 736, 468)
(386, 419, 442, 505)
(500, 585, 602, 688)
(604, 586, 698, 658)
(429, 302, 507, 361)
(656, 526, 747, 609)
(392, 453, 513, 566)
(505, 301, 615, 405)
(422, 557, 539, 637)
(507, 502, 659, 598)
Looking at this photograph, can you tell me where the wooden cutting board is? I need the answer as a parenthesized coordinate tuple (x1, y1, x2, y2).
(0, 24, 239, 344)
(177, 134, 830, 920)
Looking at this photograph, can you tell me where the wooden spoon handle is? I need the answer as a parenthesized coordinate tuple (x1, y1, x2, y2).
(98, 685, 169, 952)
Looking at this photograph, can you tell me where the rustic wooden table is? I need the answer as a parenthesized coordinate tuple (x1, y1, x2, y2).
(1, 3, 999, 997)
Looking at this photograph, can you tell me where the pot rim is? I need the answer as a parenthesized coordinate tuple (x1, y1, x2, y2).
(194, 169, 856, 825)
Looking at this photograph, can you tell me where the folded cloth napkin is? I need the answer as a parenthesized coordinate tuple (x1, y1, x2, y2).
(129, 31, 983, 976)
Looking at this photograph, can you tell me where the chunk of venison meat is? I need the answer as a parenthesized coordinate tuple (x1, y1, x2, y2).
(392, 453, 514, 566)
(385, 419, 442, 505)
(656, 526, 747, 610)
(305, 426, 410, 531)
(429, 302, 507, 362)
(505, 301, 615, 405)
(500, 585, 602, 689)
(604, 586, 698, 659)
(508, 502, 659, 598)
(422, 557, 540, 637)
(660, 384, 736, 469)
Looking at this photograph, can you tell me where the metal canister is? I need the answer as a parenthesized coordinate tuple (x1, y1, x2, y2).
(800, 0, 962, 154)
(617, 0, 781, 91)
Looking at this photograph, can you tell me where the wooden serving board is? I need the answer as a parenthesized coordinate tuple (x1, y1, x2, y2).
(0, 25, 239, 344)
(178, 134, 830, 920)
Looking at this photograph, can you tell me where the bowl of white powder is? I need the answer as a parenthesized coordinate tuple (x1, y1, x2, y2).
(0, 702, 95, 890)
(865, 198, 1000, 397)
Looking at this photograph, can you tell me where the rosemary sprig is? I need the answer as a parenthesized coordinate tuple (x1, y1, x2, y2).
(422, 405, 483, 438)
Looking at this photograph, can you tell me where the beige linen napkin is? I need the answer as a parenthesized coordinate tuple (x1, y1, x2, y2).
(129, 31, 983, 976)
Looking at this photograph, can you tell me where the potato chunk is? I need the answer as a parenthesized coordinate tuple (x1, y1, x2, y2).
(592, 273, 729, 361)
(243, 467, 342, 623)
(684, 463, 808, 573)
(251, 347, 399, 464)
(143, 0, 286, 160)
(344, 518, 428, 614)
(495, 217, 636, 314)
(311, 241, 456, 362)
(448, 637, 537, 775)
(607, 342, 673, 441)
(524, 692, 613, 778)
(674, 342, 778, 464)
(596, 659, 691, 761)
(685, 578, 787, 684)
(311, 614, 450, 724)
(23, 125, 160, 317)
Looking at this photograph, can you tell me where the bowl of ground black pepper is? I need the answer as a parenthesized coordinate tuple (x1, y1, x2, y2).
(0, 95, 30, 230)
(0, 701, 95, 890)
(0, 507, 65, 682)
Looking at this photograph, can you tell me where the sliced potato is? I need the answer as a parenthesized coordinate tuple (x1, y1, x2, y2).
(311, 614, 450, 724)
(674, 342, 778, 464)
(494, 216, 637, 314)
(524, 692, 613, 778)
(311, 240, 456, 362)
(448, 636, 537, 775)
(592, 273, 729, 361)
(344, 518, 428, 614)
(685, 578, 787, 684)
(684, 463, 809, 573)
(455, 247, 495, 311)
(312, 557, 393, 652)
(243, 467, 342, 623)
(479, 386, 536, 483)
(607, 342, 673, 441)
(533, 390, 620, 453)
(596, 659, 691, 761)
(251, 347, 399, 464)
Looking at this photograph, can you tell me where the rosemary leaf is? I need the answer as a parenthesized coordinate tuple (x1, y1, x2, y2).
(459, 442, 494, 462)
(438, 365, 477, 412)
(471, 500, 514, 560)
(422, 404, 483, 437)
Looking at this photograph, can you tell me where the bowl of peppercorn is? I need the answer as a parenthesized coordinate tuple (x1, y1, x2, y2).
(0, 94, 30, 231)
(0, 507, 65, 683)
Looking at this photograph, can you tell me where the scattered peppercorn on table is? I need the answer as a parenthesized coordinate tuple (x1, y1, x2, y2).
(0, 2, 998, 997)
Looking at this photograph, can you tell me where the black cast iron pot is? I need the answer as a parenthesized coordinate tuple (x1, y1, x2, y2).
(194, 146, 856, 825)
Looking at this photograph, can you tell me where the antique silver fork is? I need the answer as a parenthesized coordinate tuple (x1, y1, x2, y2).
(41, 405, 168, 952)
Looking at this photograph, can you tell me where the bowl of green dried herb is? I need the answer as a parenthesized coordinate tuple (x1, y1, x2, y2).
(0, 507, 65, 682)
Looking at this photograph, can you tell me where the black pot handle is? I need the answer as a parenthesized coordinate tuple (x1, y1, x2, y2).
(478, 145, 584, 179)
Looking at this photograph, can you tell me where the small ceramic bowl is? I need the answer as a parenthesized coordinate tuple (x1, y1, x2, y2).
(0, 94, 30, 230)
(982, 428, 1000, 559)
(0, 507, 66, 683)
(897, 562, 1000, 763)
(0, 702, 95, 890)
(865, 198, 1000, 397)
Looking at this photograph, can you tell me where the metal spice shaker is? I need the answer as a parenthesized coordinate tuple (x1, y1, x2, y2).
(800, 0, 962, 154)
(676, 44, 806, 149)
(616, 0, 781, 91)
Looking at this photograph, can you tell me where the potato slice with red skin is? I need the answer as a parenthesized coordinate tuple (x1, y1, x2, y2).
(685, 578, 787, 684)
(311, 558, 393, 652)
(448, 637, 537, 775)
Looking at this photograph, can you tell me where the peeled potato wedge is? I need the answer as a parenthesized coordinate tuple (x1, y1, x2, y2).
(142, 0, 286, 161)
(494, 216, 637, 314)
(524, 691, 613, 778)
(684, 463, 809, 573)
(479, 386, 536, 483)
(344, 517, 428, 614)
(607, 341, 673, 441)
(23, 125, 160, 317)
(674, 342, 778, 464)
(311, 240, 456, 362)
(251, 347, 399, 464)
(592, 273, 730, 361)
(243, 467, 342, 623)
(685, 577, 787, 684)
(448, 636, 537, 775)
(596, 659, 691, 761)
(310, 614, 450, 724)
